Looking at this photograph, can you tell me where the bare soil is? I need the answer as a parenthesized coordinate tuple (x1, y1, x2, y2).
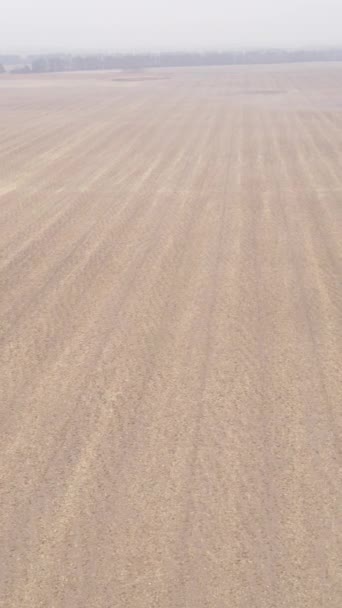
(0, 63, 341, 607)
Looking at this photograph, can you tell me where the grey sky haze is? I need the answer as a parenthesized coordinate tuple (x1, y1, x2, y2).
(1, 0, 341, 53)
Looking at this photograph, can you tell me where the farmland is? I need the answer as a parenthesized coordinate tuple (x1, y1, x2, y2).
(0, 64, 341, 607)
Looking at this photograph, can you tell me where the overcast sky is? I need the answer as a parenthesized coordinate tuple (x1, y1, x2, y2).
(1, 0, 342, 53)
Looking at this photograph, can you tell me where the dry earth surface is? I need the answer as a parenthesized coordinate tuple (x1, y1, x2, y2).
(0, 63, 341, 607)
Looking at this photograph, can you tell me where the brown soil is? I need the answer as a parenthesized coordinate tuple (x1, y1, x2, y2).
(0, 63, 341, 608)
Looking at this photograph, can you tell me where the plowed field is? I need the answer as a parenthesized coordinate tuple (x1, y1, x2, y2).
(0, 64, 341, 607)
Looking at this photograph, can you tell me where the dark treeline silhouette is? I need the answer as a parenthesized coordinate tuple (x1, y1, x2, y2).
(3, 48, 342, 74)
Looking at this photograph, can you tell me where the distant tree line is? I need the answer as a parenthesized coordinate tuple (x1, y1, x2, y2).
(2, 48, 342, 74)
(29, 48, 342, 73)
(0, 54, 23, 65)
(0, 54, 31, 73)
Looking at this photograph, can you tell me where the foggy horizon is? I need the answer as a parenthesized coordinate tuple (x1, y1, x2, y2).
(1, 0, 342, 55)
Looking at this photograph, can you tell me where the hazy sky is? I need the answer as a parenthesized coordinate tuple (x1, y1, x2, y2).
(1, 0, 342, 53)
